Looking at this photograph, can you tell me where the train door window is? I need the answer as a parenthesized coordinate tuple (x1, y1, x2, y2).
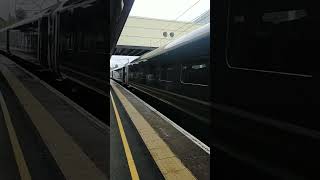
(0, 32, 5, 48)
(138, 72, 144, 79)
(155, 66, 161, 80)
(146, 74, 154, 80)
(160, 65, 175, 82)
(167, 67, 175, 81)
(145, 64, 155, 80)
(66, 33, 73, 50)
(181, 59, 209, 86)
(226, 0, 315, 76)
(79, 32, 90, 51)
(160, 67, 166, 80)
(95, 32, 106, 52)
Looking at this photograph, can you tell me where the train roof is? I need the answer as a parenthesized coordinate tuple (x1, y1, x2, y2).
(131, 23, 210, 64)
(0, 0, 97, 33)
(54, 0, 97, 13)
(0, 2, 61, 32)
(0, 14, 41, 32)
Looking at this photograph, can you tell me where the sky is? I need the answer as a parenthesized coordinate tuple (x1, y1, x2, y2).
(110, 56, 139, 69)
(129, 0, 210, 22)
(111, 0, 210, 68)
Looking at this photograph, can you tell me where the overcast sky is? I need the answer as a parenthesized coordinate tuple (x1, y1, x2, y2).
(111, 0, 210, 67)
(129, 0, 210, 21)
(110, 56, 139, 68)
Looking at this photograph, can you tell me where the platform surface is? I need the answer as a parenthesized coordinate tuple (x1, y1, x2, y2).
(0, 53, 209, 180)
(110, 79, 210, 180)
(0, 54, 108, 180)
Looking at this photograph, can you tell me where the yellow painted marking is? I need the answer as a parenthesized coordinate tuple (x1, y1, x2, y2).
(111, 81, 196, 180)
(0, 91, 32, 180)
(0, 63, 106, 180)
(110, 91, 140, 180)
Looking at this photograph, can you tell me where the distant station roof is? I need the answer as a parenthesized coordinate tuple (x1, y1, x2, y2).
(114, 16, 203, 56)
(113, 45, 156, 56)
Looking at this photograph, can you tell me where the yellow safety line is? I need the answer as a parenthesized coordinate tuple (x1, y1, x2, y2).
(111, 81, 196, 180)
(0, 91, 32, 180)
(110, 91, 140, 180)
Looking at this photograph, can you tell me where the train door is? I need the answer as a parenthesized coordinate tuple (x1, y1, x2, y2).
(48, 12, 61, 77)
(54, 12, 61, 76)
(48, 15, 54, 70)
(124, 65, 129, 84)
(122, 67, 126, 83)
(39, 17, 49, 68)
(6, 30, 10, 53)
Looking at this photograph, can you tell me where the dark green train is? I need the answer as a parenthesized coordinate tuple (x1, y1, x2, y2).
(112, 24, 210, 125)
(0, 0, 134, 96)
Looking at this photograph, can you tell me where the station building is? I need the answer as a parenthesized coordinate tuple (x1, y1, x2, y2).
(114, 16, 204, 56)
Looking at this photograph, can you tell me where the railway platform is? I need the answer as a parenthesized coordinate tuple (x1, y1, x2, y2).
(110, 79, 210, 180)
(0, 54, 108, 180)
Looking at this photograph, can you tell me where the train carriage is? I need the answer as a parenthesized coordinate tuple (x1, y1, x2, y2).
(213, 0, 317, 178)
(0, 0, 134, 96)
(112, 24, 211, 125)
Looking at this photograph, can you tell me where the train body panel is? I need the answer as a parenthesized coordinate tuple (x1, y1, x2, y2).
(55, 0, 107, 91)
(213, 1, 316, 178)
(0, 0, 134, 95)
(8, 21, 40, 65)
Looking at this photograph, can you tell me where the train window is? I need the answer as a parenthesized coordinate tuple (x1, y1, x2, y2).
(146, 74, 155, 80)
(160, 65, 175, 82)
(181, 60, 209, 86)
(79, 32, 90, 51)
(138, 72, 145, 79)
(0, 32, 6, 49)
(167, 67, 175, 81)
(66, 34, 73, 50)
(226, 1, 316, 76)
(160, 67, 166, 80)
(95, 33, 106, 51)
(96, 41, 105, 50)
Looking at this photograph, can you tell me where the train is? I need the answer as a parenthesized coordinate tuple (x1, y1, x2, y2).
(111, 23, 210, 125)
(0, 0, 134, 96)
(213, 1, 316, 179)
